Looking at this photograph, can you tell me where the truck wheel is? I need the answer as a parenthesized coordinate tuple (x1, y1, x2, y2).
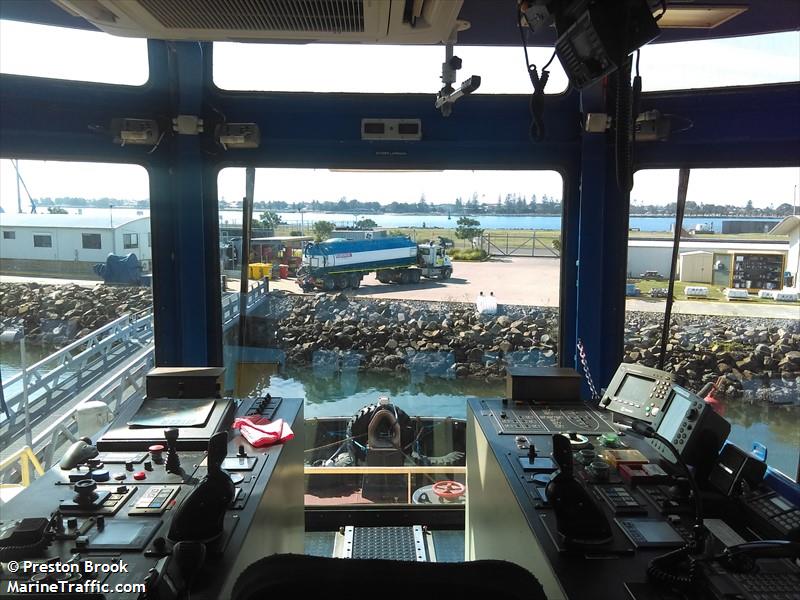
(335, 275, 349, 290)
(377, 271, 391, 284)
(349, 274, 361, 289)
(410, 270, 421, 283)
(442, 267, 453, 280)
(400, 271, 412, 284)
(323, 277, 335, 291)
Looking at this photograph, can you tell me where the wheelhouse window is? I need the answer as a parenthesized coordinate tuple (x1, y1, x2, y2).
(3, 231, 14, 240)
(33, 234, 52, 248)
(123, 233, 139, 249)
(82, 233, 102, 249)
(218, 167, 564, 506)
(639, 32, 799, 92)
(0, 159, 152, 462)
(626, 167, 800, 480)
(213, 43, 568, 94)
(0, 20, 148, 85)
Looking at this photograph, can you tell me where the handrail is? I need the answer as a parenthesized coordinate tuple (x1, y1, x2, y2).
(0, 345, 154, 487)
(0, 278, 270, 483)
(0, 446, 45, 489)
(304, 465, 467, 504)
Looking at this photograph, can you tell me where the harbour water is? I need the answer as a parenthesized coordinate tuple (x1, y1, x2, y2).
(28, 207, 781, 233)
(262, 368, 799, 482)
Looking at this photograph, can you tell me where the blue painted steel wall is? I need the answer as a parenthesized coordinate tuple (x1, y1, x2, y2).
(1, 40, 798, 385)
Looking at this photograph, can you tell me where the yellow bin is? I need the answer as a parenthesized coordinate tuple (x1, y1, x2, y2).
(248, 263, 269, 279)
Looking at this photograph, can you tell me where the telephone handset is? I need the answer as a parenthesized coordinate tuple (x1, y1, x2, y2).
(716, 540, 800, 571)
(700, 540, 800, 600)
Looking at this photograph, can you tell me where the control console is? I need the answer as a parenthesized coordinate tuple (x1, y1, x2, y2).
(0, 395, 303, 599)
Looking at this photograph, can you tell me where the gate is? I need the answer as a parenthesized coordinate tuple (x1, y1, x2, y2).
(480, 232, 560, 257)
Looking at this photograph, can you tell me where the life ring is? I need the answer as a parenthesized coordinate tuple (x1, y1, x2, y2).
(346, 403, 413, 463)
(432, 480, 466, 499)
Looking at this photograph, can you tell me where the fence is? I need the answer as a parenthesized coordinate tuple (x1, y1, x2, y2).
(480, 232, 560, 257)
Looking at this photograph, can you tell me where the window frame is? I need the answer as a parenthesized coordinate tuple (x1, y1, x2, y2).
(33, 233, 52, 248)
(123, 232, 139, 249)
(81, 232, 102, 250)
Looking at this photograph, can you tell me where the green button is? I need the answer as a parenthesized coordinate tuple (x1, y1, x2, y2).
(600, 433, 619, 446)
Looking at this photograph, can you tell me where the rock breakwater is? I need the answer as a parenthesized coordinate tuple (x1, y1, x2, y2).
(1, 284, 797, 402)
(0, 282, 151, 346)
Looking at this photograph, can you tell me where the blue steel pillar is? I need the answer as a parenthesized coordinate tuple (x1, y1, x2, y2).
(573, 83, 630, 399)
(149, 42, 223, 366)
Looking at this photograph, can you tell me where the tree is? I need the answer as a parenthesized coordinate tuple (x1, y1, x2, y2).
(455, 216, 483, 246)
(356, 218, 378, 229)
(259, 210, 283, 231)
(313, 220, 335, 241)
(47, 206, 68, 214)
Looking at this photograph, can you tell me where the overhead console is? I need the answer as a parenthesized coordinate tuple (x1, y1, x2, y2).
(0, 374, 303, 600)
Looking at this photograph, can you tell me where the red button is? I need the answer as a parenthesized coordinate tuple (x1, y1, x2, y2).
(148, 444, 164, 453)
(133, 471, 147, 481)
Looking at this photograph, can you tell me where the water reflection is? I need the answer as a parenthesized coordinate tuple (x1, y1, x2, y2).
(253, 367, 799, 481)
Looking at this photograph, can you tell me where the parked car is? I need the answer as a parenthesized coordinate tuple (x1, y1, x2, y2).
(638, 270, 663, 280)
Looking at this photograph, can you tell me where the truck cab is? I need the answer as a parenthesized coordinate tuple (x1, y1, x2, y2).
(417, 241, 453, 279)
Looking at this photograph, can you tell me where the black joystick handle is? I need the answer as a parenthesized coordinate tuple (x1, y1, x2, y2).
(74, 479, 98, 504)
(552, 434, 574, 476)
(527, 444, 537, 461)
(164, 428, 181, 474)
(206, 432, 227, 474)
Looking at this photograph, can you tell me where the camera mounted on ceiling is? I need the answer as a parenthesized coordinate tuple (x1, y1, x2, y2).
(435, 26, 482, 117)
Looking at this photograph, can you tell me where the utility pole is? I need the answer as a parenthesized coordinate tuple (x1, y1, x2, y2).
(14, 159, 22, 213)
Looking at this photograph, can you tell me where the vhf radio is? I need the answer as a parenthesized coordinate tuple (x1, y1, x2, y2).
(599, 364, 675, 425)
(601, 364, 730, 482)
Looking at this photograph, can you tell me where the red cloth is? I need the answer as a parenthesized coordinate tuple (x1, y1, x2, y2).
(233, 415, 294, 448)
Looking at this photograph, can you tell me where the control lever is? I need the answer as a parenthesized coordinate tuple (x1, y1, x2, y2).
(164, 428, 181, 474)
(60, 437, 98, 470)
(167, 432, 234, 544)
(146, 541, 207, 600)
(546, 434, 612, 545)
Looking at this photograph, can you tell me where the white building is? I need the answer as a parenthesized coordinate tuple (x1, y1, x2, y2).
(770, 216, 800, 289)
(627, 239, 789, 279)
(0, 213, 151, 278)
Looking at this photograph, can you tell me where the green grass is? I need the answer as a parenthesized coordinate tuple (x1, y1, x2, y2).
(449, 248, 488, 261)
(630, 278, 798, 305)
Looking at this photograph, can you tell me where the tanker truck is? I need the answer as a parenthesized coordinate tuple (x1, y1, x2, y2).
(296, 236, 453, 291)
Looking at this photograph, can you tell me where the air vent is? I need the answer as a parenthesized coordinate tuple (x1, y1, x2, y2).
(54, 0, 464, 43)
(139, 0, 365, 33)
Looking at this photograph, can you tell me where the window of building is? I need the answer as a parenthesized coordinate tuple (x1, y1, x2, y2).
(0, 20, 148, 85)
(627, 167, 800, 480)
(218, 167, 564, 506)
(123, 233, 139, 249)
(33, 234, 52, 248)
(2, 231, 14, 240)
(82, 233, 102, 250)
(148, 233, 152, 248)
(214, 43, 568, 94)
(639, 32, 799, 92)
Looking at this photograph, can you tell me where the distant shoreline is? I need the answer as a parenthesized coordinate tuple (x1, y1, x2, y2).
(21, 206, 788, 220)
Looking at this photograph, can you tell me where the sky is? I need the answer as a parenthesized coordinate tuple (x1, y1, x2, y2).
(0, 20, 798, 211)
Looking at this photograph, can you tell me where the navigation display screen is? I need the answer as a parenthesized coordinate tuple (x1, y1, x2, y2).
(616, 373, 655, 402)
(657, 390, 692, 440)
